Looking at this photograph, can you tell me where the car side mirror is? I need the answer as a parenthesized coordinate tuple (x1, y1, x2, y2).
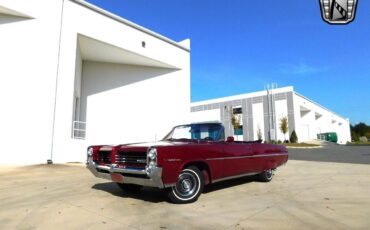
(226, 136, 234, 142)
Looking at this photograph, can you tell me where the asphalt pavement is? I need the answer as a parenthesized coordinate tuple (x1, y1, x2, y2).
(288, 143, 370, 164)
(0, 144, 369, 229)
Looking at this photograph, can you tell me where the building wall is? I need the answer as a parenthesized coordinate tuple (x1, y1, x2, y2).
(252, 103, 264, 140)
(191, 87, 296, 142)
(293, 93, 350, 144)
(0, 0, 63, 164)
(191, 87, 351, 144)
(0, 0, 190, 164)
(190, 109, 220, 123)
(51, 0, 191, 163)
(81, 61, 189, 145)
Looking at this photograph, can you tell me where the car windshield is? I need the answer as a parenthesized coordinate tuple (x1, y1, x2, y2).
(164, 123, 224, 141)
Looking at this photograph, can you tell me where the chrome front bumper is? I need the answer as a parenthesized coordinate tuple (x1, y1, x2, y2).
(87, 161, 164, 188)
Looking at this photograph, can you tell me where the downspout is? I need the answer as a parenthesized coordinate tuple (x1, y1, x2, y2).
(267, 87, 271, 141)
(49, 0, 65, 164)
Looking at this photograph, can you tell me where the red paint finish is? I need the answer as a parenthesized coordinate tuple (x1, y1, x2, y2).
(88, 123, 288, 187)
(154, 141, 288, 185)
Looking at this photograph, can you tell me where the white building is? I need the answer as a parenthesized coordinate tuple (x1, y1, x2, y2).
(0, 0, 190, 164)
(191, 86, 351, 144)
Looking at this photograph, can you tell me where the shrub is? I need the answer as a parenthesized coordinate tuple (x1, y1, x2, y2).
(277, 140, 282, 144)
(359, 136, 368, 143)
(290, 130, 298, 143)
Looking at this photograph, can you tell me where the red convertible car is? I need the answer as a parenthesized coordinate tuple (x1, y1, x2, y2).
(87, 122, 288, 203)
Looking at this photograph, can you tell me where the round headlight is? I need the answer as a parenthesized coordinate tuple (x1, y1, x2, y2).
(147, 148, 157, 161)
(87, 147, 93, 157)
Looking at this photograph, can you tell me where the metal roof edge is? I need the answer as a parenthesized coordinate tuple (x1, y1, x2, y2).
(70, 0, 190, 52)
(191, 86, 294, 107)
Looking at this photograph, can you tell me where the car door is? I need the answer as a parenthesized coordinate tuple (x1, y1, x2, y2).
(222, 141, 255, 178)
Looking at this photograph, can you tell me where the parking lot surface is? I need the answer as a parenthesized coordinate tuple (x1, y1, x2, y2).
(1, 145, 370, 229)
(289, 143, 370, 164)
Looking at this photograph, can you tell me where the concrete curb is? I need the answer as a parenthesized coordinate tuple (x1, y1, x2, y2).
(285, 146, 323, 149)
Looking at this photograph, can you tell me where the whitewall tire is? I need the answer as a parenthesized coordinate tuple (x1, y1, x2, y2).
(168, 166, 204, 204)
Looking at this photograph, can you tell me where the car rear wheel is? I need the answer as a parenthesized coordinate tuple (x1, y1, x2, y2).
(168, 166, 204, 204)
(116, 183, 142, 193)
(258, 169, 274, 182)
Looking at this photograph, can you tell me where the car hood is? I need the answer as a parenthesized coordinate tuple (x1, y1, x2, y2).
(117, 140, 202, 148)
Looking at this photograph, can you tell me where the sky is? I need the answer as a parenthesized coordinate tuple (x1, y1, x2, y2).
(86, 0, 370, 124)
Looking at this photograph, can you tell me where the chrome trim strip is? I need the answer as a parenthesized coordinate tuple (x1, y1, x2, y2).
(206, 156, 249, 161)
(163, 183, 176, 188)
(212, 172, 260, 183)
(96, 165, 110, 171)
(111, 167, 147, 175)
(206, 153, 288, 161)
(86, 162, 164, 188)
(100, 147, 112, 151)
(166, 159, 182, 162)
(250, 153, 288, 158)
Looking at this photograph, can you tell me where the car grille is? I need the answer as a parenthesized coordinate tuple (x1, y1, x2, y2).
(97, 150, 111, 164)
(116, 151, 147, 164)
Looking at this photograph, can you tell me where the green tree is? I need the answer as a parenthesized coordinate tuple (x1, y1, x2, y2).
(351, 122, 370, 141)
(226, 106, 241, 131)
(351, 130, 360, 142)
(279, 116, 288, 141)
(231, 114, 241, 131)
(225, 106, 241, 139)
(352, 122, 370, 137)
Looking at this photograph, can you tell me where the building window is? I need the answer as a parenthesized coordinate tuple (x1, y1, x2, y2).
(72, 95, 86, 139)
(231, 106, 243, 136)
(233, 107, 242, 114)
(234, 126, 243, 135)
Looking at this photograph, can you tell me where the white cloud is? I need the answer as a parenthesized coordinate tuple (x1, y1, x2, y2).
(279, 62, 326, 75)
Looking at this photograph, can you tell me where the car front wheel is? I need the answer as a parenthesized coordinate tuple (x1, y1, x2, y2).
(168, 166, 204, 204)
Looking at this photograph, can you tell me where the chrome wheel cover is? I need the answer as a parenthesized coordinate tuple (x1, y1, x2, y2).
(174, 171, 199, 199)
(265, 169, 273, 180)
